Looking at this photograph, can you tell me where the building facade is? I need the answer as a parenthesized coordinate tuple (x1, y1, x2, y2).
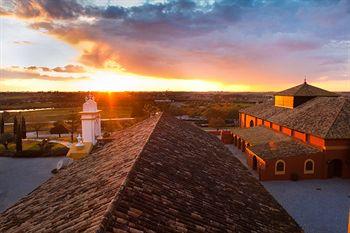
(232, 81, 350, 181)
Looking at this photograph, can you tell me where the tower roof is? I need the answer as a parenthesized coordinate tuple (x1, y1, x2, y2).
(275, 82, 338, 97)
(0, 114, 302, 233)
(240, 97, 350, 139)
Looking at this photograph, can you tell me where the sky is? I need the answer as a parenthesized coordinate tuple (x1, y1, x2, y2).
(0, 0, 349, 92)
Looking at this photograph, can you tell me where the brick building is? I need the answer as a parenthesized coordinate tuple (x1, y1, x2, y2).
(0, 114, 302, 232)
(232, 81, 350, 181)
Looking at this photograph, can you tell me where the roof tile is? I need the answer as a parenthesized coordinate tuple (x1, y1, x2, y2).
(0, 114, 302, 233)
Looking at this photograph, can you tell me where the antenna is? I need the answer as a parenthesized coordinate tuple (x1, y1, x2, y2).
(304, 76, 307, 84)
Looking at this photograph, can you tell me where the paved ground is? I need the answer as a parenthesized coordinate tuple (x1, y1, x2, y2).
(226, 145, 350, 233)
(0, 157, 63, 213)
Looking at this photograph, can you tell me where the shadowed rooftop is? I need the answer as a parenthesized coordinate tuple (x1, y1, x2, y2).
(0, 113, 302, 233)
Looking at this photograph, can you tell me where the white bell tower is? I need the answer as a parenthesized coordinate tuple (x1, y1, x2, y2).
(79, 94, 102, 145)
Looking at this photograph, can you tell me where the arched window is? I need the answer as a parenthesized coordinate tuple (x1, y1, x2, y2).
(304, 159, 314, 174)
(249, 120, 254, 127)
(275, 160, 285, 175)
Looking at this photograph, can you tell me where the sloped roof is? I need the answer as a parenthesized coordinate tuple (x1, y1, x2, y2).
(232, 126, 290, 146)
(0, 114, 302, 233)
(275, 82, 338, 97)
(232, 127, 321, 160)
(240, 97, 350, 139)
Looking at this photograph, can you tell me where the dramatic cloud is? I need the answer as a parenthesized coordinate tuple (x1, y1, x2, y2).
(52, 65, 85, 73)
(2, 0, 350, 86)
(23, 64, 85, 73)
(1, 67, 89, 81)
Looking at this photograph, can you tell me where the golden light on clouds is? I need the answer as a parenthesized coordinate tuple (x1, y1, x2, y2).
(1, 0, 349, 92)
(83, 71, 252, 92)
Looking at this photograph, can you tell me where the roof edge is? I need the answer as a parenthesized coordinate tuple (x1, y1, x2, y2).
(96, 113, 163, 232)
(324, 99, 347, 139)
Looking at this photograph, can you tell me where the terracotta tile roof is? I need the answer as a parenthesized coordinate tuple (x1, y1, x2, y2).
(232, 126, 290, 146)
(248, 140, 321, 160)
(240, 97, 350, 139)
(0, 115, 160, 233)
(231, 126, 320, 160)
(0, 114, 302, 233)
(275, 82, 338, 97)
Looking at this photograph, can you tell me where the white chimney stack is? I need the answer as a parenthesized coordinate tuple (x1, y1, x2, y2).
(79, 94, 102, 145)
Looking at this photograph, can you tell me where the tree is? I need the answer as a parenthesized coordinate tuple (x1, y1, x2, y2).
(32, 123, 45, 138)
(21, 117, 27, 139)
(66, 114, 79, 142)
(15, 124, 22, 153)
(208, 117, 226, 130)
(0, 114, 4, 135)
(50, 121, 69, 138)
(13, 116, 18, 135)
(0, 133, 14, 150)
(1, 111, 10, 122)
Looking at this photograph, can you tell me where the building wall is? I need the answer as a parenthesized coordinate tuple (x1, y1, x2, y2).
(275, 96, 294, 108)
(221, 131, 234, 144)
(309, 135, 325, 148)
(259, 153, 325, 181)
(239, 113, 245, 128)
(323, 149, 350, 178)
(245, 114, 257, 128)
(237, 112, 350, 180)
(293, 131, 306, 142)
(264, 120, 271, 128)
(272, 123, 280, 132)
(281, 127, 292, 136)
(245, 149, 266, 179)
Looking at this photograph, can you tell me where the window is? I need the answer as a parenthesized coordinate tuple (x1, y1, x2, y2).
(304, 159, 314, 174)
(275, 160, 285, 175)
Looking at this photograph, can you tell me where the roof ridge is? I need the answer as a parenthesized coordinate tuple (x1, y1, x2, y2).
(96, 113, 163, 232)
(324, 98, 346, 138)
(293, 83, 306, 95)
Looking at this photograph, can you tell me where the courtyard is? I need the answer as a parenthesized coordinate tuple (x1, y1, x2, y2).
(0, 157, 62, 212)
(227, 145, 350, 233)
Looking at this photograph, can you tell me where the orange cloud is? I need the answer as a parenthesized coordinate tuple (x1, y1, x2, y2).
(1, 67, 89, 81)
(23, 65, 85, 73)
(3, 0, 349, 91)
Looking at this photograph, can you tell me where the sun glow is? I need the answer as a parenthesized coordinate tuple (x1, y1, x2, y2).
(83, 71, 251, 92)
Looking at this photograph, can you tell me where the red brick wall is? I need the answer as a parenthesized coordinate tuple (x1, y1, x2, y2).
(246, 149, 266, 180)
(309, 135, 325, 148)
(294, 131, 306, 142)
(272, 123, 280, 131)
(323, 149, 350, 178)
(257, 118, 263, 126)
(325, 139, 350, 147)
(281, 127, 292, 136)
(221, 131, 233, 144)
(259, 153, 325, 181)
(240, 113, 245, 128)
(245, 115, 257, 128)
(264, 121, 271, 128)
